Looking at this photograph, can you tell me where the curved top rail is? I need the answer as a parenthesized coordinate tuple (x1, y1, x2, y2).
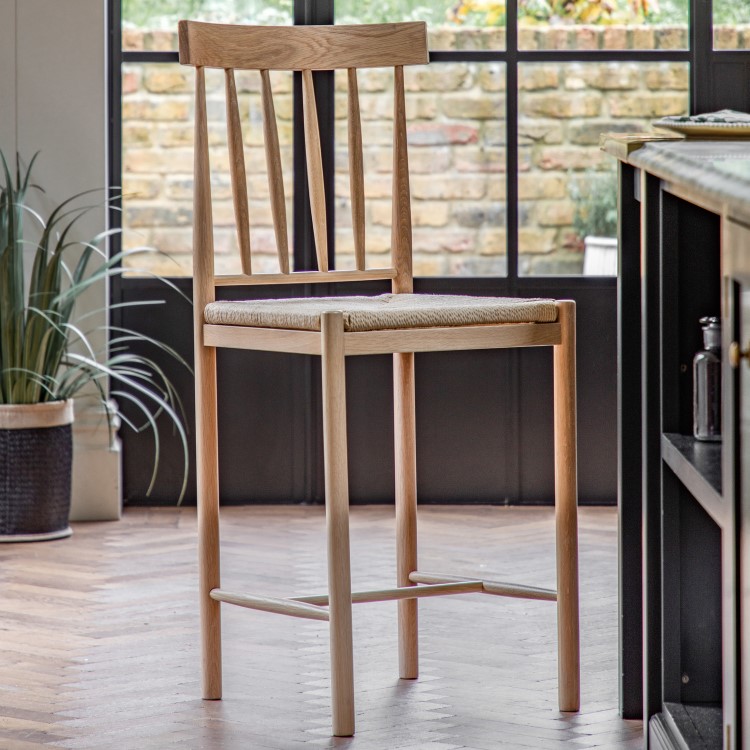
(178, 21, 428, 70)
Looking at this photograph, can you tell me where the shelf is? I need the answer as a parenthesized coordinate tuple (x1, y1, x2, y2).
(662, 433, 724, 527)
(662, 702, 723, 750)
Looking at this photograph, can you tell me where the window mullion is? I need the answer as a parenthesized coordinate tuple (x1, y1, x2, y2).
(691, 0, 712, 112)
(506, 0, 519, 286)
(293, 0, 334, 272)
(109, 0, 124, 331)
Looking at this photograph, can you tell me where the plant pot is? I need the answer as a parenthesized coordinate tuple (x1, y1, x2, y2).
(0, 400, 74, 542)
(583, 235, 618, 276)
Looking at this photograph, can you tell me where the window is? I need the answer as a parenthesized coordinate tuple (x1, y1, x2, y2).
(332, 63, 507, 276)
(122, 64, 295, 275)
(517, 61, 688, 274)
(115, 1, 718, 280)
(713, 0, 750, 49)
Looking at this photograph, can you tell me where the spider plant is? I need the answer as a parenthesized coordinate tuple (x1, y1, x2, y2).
(0, 152, 190, 500)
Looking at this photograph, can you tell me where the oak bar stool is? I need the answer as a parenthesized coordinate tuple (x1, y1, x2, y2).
(179, 19, 580, 737)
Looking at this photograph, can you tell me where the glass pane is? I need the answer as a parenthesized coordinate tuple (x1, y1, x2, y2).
(122, 1, 291, 49)
(335, 0, 505, 51)
(714, 0, 750, 49)
(334, 63, 506, 276)
(517, 0, 688, 50)
(518, 61, 689, 276)
(121, 63, 294, 276)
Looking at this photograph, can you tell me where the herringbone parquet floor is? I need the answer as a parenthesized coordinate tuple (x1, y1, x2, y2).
(0, 506, 642, 750)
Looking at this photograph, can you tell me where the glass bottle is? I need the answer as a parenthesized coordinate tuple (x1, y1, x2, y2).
(693, 316, 721, 442)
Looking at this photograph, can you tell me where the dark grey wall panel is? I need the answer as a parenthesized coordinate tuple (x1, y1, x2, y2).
(120, 278, 617, 506)
(413, 348, 513, 503)
(517, 283, 617, 504)
(343, 354, 395, 503)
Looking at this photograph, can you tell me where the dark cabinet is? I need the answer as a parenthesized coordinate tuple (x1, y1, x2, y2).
(608, 139, 750, 750)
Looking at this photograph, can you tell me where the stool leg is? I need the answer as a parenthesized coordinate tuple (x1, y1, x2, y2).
(193, 64, 221, 701)
(394, 351, 418, 679)
(321, 312, 355, 737)
(553, 300, 580, 712)
(195, 342, 222, 700)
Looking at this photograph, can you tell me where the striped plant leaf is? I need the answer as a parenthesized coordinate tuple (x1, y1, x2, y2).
(0, 152, 190, 501)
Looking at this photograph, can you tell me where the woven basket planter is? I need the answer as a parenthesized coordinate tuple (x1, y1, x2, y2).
(0, 400, 74, 542)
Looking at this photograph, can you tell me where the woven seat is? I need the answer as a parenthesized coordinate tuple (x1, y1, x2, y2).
(204, 293, 558, 332)
(181, 19, 579, 739)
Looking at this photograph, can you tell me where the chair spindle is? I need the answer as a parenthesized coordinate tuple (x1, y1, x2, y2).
(302, 69, 329, 273)
(193, 65, 222, 700)
(391, 66, 412, 294)
(224, 69, 252, 275)
(260, 69, 290, 274)
(347, 68, 366, 271)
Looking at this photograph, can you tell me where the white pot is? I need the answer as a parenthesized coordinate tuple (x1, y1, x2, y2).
(583, 236, 618, 276)
(70, 398, 122, 522)
(0, 399, 74, 542)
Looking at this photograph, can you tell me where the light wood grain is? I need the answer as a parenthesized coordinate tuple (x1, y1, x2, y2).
(553, 300, 580, 712)
(342, 322, 562, 356)
(193, 67, 215, 295)
(193, 66, 222, 701)
(224, 68, 252, 275)
(213, 268, 397, 286)
(203, 321, 562, 357)
(0, 399, 73, 429)
(178, 21, 429, 71)
(409, 572, 558, 602)
(347, 68, 366, 271)
(204, 325, 322, 355)
(293, 581, 483, 606)
(210, 589, 329, 621)
(260, 69, 289, 274)
(302, 69, 329, 272)
(482, 579, 557, 601)
(321, 311, 355, 737)
(391, 65, 413, 294)
(394, 351, 418, 679)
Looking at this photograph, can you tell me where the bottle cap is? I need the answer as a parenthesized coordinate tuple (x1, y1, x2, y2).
(700, 316, 721, 349)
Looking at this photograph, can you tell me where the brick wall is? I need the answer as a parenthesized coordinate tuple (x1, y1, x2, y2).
(121, 25, 731, 276)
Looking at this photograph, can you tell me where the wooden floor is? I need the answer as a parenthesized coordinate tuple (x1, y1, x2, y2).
(0, 506, 642, 749)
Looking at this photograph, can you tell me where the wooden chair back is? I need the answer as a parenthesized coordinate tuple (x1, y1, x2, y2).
(178, 21, 429, 296)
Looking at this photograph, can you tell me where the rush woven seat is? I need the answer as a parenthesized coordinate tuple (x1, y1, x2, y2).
(181, 18, 580, 739)
(204, 293, 559, 332)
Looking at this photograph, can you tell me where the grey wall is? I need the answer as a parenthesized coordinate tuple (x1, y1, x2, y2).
(0, 1, 16, 156)
(0, 1, 121, 519)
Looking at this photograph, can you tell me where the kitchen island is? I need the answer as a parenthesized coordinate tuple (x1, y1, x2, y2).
(604, 136, 750, 750)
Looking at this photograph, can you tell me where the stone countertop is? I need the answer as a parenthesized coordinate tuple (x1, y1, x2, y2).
(604, 138, 750, 222)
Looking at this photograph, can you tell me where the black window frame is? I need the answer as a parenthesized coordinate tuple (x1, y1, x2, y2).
(108, 0, 728, 299)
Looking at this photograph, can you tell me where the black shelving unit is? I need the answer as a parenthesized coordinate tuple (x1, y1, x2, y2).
(662, 703, 724, 749)
(652, 193, 727, 750)
(662, 434, 723, 526)
(609, 137, 750, 750)
(618, 167, 738, 750)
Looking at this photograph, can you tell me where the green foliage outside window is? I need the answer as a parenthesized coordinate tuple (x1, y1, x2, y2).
(570, 170, 618, 240)
(122, 0, 291, 27)
(449, 0, 660, 26)
(121, 0, 748, 32)
(712, 0, 750, 24)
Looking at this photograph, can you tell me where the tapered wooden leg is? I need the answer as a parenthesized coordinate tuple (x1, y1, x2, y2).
(193, 65, 221, 701)
(321, 312, 355, 737)
(553, 300, 580, 712)
(195, 343, 222, 700)
(394, 351, 418, 679)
